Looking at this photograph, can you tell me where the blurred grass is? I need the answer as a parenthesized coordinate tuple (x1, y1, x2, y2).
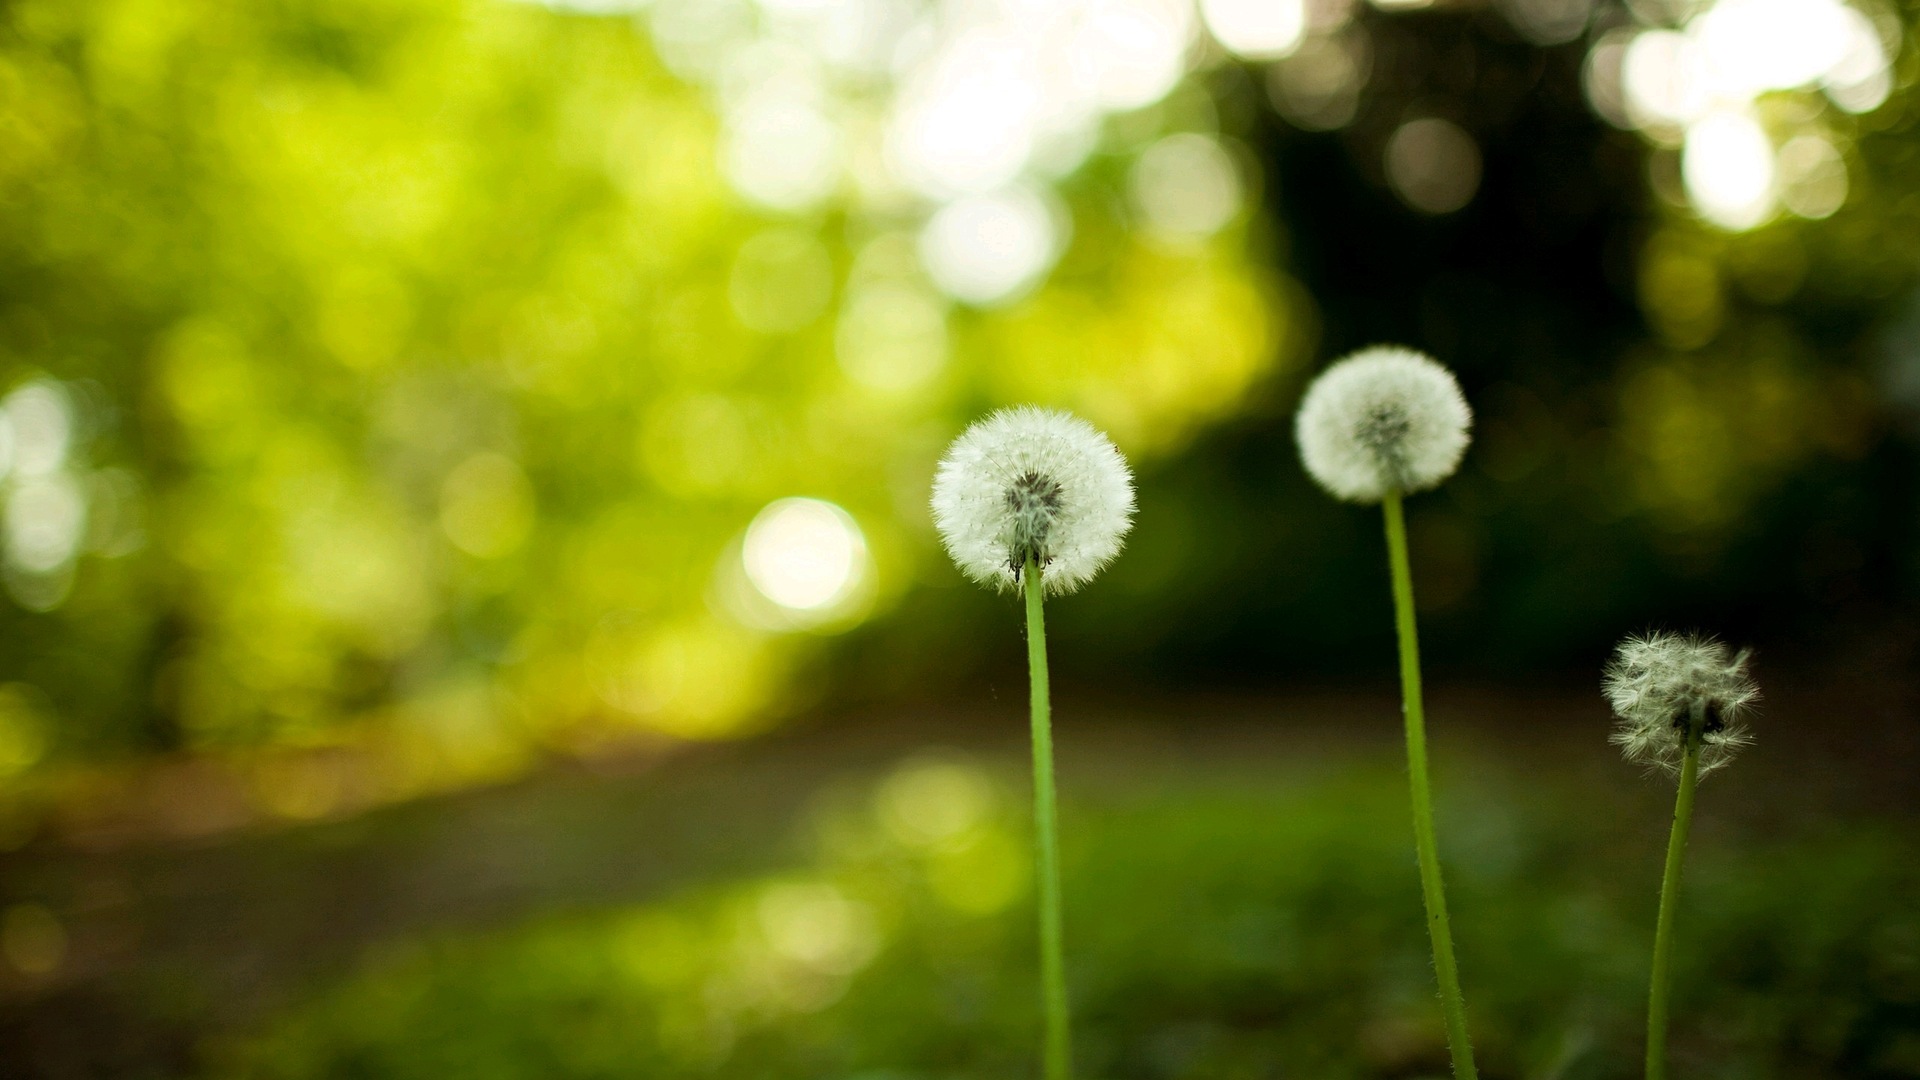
(145, 700, 1917, 1080)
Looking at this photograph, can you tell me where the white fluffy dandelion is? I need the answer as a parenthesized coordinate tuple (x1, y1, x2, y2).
(930, 406, 1135, 596)
(1295, 346, 1473, 503)
(931, 404, 1132, 1079)
(1292, 345, 1481, 1077)
(1612, 631, 1761, 1080)
(1604, 632, 1759, 777)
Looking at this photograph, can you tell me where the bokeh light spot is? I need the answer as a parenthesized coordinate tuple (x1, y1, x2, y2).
(1201, 0, 1307, 59)
(886, 31, 1044, 200)
(756, 882, 879, 975)
(1599, 0, 1887, 225)
(1693, 0, 1850, 96)
(1266, 32, 1369, 131)
(1130, 133, 1244, 241)
(742, 498, 868, 615)
(1070, 0, 1194, 110)
(439, 453, 535, 559)
(1823, 7, 1891, 112)
(0, 685, 49, 779)
(3, 380, 72, 478)
(5, 475, 86, 575)
(1777, 134, 1848, 220)
(918, 187, 1062, 306)
(876, 757, 995, 848)
(1622, 30, 1709, 134)
(721, 92, 841, 211)
(597, 618, 777, 738)
(1385, 117, 1482, 215)
(1501, 0, 1593, 45)
(1584, 30, 1635, 129)
(835, 283, 950, 394)
(1682, 109, 1776, 231)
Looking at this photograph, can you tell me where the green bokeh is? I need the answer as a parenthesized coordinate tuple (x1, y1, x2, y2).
(0, 0, 1293, 795)
(210, 757, 1920, 1080)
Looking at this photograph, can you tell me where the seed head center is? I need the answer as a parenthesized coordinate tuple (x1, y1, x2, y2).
(1356, 403, 1414, 485)
(1005, 470, 1064, 570)
(1357, 403, 1411, 451)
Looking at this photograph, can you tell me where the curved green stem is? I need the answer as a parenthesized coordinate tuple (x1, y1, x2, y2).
(1382, 491, 1478, 1080)
(1024, 556, 1072, 1080)
(1646, 703, 1705, 1080)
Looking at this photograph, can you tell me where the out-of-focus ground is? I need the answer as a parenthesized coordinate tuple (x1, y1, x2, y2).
(0, 670, 1912, 1079)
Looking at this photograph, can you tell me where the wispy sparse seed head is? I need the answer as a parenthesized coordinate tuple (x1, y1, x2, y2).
(1295, 346, 1473, 503)
(930, 407, 1135, 596)
(1603, 632, 1759, 778)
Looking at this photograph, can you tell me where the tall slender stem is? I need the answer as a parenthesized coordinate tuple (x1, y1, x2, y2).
(1024, 556, 1072, 1080)
(1646, 702, 1705, 1080)
(1382, 491, 1478, 1080)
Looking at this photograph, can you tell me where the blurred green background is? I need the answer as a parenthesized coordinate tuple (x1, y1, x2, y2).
(0, 0, 1915, 1075)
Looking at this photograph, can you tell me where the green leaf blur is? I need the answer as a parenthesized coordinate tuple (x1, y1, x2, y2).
(0, 0, 1293, 807)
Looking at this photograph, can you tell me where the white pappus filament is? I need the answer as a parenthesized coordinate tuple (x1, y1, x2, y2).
(1295, 345, 1473, 504)
(1603, 631, 1760, 778)
(930, 406, 1135, 596)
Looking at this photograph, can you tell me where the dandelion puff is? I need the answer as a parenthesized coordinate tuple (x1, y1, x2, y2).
(1295, 345, 1473, 503)
(1612, 631, 1761, 1080)
(1604, 632, 1759, 778)
(1290, 346, 1482, 1077)
(930, 406, 1135, 596)
(930, 404, 1133, 1078)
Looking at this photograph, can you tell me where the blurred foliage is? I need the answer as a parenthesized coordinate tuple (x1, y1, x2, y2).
(962, 1, 1920, 689)
(0, 3, 1915, 1077)
(0, 0, 1292, 803)
(206, 758, 1920, 1079)
(0, 0, 1916, 818)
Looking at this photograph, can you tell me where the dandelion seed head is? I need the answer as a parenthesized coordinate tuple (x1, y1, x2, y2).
(1295, 346, 1473, 503)
(930, 407, 1135, 596)
(1603, 632, 1759, 778)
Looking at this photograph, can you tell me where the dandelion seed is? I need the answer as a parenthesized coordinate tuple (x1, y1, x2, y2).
(1295, 345, 1473, 503)
(1291, 344, 1481, 1079)
(930, 406, 1135, 596)
(928, 405, 1134, 1080)
(1607, 630, 1761, 1080)
(1604, 632, 1759, 778)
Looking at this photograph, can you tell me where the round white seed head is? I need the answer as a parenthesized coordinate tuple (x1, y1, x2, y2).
(1603, 632, 1759, 778)
(930, 406, 1135, 596)
(1294, 345, 1473, 503)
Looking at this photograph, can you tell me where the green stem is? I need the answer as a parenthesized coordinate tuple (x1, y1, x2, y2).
(1024, 556, 1072, 1080)
(1646, 703, 1705, 1080)
(1382, 491, 1478, 1080)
